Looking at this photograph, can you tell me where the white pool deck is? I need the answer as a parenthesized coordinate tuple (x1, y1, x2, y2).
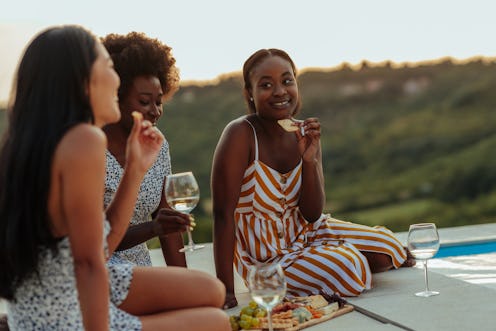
(1, 223, 496, 330)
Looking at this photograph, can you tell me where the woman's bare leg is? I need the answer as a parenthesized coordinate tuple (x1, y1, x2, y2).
(140, 307, 230, 331)
(119, 266, 225, 315)
(361, 251, 394, 273)
(362, 246, 415, 272)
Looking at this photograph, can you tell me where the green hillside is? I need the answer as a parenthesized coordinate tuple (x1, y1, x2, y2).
(159, 58, 496, 242)
(1, 57, 495, 245)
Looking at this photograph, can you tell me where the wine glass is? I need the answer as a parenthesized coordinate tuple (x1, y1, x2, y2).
(407, 223, 440, 297)
(165, 171, 204, 252)
(248, 262, 287, 331)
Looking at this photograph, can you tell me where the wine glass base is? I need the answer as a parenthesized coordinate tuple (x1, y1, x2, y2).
(179, 244, 205, 253)
(415, 290, 439, 297)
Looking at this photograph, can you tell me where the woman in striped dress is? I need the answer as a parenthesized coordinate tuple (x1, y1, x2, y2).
(212, 48, 414, 309)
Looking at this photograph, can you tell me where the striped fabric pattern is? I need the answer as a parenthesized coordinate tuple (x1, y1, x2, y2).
(234, 121, 407, 297)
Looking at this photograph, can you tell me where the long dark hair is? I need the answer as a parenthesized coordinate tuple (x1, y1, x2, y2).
(0, 25, 97, 300)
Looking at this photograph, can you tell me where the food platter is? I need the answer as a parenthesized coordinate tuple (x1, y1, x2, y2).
(253, 305, 353, 331)
(230, 295, 354, 331)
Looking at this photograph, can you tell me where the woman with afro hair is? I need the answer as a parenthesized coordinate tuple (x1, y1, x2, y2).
(101, 32, 190, 268)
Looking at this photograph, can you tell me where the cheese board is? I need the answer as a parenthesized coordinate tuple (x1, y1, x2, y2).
(230, 295, 354, 331)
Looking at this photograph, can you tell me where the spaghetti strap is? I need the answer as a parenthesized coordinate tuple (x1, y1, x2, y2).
(244, 119, 259, 161)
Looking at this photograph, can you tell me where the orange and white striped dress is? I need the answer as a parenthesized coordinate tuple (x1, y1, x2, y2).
(234, 121, 407, 297)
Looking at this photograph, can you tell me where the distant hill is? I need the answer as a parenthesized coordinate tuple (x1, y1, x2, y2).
(160, 57, 496, 242)
(1, 57, 496, 244)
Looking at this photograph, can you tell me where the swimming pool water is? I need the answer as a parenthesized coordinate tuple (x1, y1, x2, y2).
(435, 240, 496, 258)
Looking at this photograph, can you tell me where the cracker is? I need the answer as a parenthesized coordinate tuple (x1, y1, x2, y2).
(258, 317, 296, 329)
(272, 310, 294, 319)
(131, 111, 143, 120)
(277, 119, 299, 132)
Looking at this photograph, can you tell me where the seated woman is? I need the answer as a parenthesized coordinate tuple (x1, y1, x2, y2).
(101, 32, 188, 267)
(211, 48, 414, 309)
(0, 25, 229, 330)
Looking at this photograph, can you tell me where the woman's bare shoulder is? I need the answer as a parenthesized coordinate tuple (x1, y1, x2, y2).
(214, 115, 256, 165)
(221, 115, 253, 137)
(56, 124, 107, 165)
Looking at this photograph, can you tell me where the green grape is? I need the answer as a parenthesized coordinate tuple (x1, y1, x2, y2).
(229, 315, 240, 331)
(240, 306, 254, 317)
(248, 300, 258, 309)
(229, 319, 240, 331)
(251, 317, 260, 327)
(238, 320, 251, 330)
(254, 308, 266, 318)
(240, 314, 253, 323)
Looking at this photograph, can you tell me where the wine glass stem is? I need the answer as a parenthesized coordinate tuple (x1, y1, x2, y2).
(423, 259, 430, 292)
(267, 308, 273, 331)
(186, 229, 195, 247)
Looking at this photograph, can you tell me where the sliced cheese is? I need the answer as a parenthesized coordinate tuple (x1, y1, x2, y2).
(317, 302, 339, 315)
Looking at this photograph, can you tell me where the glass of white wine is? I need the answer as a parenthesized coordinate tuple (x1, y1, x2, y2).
(248, 262, 286, 331)
(165, 171, 204, 252)
(407, 223, 440, 297)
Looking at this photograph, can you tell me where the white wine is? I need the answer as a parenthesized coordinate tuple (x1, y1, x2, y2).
(407, 223, 440, 297)
(168, 196, 199, 213)
(409, 239, 440, 259)
(410, 248, 438, 260)
(251, 289, 285, 310)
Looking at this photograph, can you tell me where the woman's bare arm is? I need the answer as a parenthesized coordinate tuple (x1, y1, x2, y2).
(59, 124, 110, 330)
(296, 118, 325, 222)
(157, 194, 188, 267)
(211, 119, 251, 308)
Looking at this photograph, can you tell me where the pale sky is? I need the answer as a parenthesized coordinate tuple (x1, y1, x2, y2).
(1, 0, 495, 102)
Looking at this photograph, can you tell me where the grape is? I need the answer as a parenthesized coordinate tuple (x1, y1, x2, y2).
(254, 308, 267, 318)
(229, 319, 240, 331)
(229, 314, 240, 331)
(238, 319, 251, 330)
(248, 300, 258, 309)
(240, 306, 254, 317)
(236, 303, 264, 329)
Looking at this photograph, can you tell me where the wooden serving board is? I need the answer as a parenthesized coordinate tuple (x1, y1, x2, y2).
(243, 304, 354, 331)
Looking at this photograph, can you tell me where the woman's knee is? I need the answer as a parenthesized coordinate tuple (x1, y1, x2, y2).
(205, 307, 230, 329)
(194, 271, 226, 307)
(175, 269, 226, 307)
(187, 307, 230, 331)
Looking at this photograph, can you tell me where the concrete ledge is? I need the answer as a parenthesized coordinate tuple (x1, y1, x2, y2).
(151, 241, 496, 331)
(394, 222, 496, 246)
(2, 223, 495, 330)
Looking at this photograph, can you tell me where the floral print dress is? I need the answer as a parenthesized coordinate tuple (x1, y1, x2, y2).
(7, 221, 141, 330)
(104, 141, 171, 266)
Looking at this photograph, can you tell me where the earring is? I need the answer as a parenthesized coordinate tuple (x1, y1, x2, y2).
(250, 97, 254, 102)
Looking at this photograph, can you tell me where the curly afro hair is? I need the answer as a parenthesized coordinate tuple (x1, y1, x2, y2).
(101, 32, 180, 101)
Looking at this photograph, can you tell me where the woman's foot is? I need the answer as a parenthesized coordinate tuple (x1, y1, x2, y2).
(401, 247, 416, 267)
